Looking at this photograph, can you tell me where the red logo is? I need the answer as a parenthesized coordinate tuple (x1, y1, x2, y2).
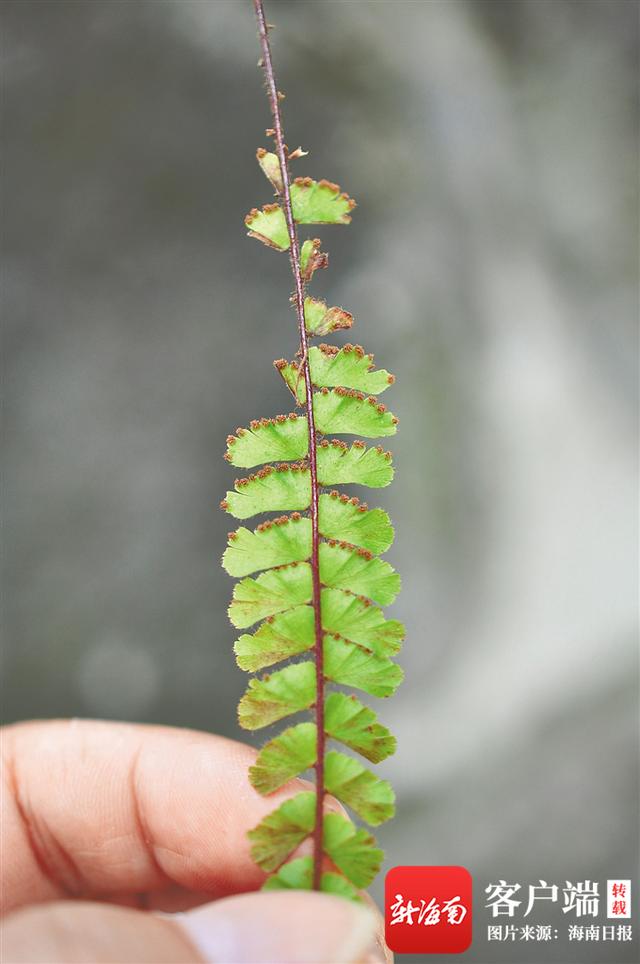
(385, 865, 473, 954)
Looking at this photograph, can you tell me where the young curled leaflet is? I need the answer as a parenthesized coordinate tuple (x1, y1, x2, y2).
(220, 0, 404, 898)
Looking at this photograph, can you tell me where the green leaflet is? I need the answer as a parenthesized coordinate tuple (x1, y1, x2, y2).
(245, 204, 289, 250)
(226, 395, 396, 466)
(224, 498, 392, 578)
(249, 791, 315, 872)
(325, 692, 397, 763)
(314, 389, 398, 437)
(324, 635, 403, 698)
(304, 297, 353, 337)
(319, 493, 394, 554)
(256, 148, 283, 193)
(228, 563, 312, 629)
(249, 712, 397, 796)
(229, 547, 399, 630)
(310, 345, 394, 394)
(227, 392, 397, 462)
(238, 661, 315, 730)
(249, 722, 317, 794)
(300, 239, 328, 282)
(321, 588, 405, 658)
(318, 440, 394, 488)
(245, 178, 355, 251)
(249, 798, 382, 888)
(234, 604, 314, 672)
(323, 812, 383, 889)
(324, 749, 395, 826)
(278, 346, 394, 399)
(291, 178, 355, 225)
(223, 464, 311, 520)
(319, 543, 401, 607)
(225, 416, 308, 468)
(222, 515, 311, 578)
(262, 856, 360, 901)
(235, 587, 403, 673)
(225, 443, 394, 519)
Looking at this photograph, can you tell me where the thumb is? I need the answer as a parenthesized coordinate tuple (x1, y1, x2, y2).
(2, 892, 390, 963)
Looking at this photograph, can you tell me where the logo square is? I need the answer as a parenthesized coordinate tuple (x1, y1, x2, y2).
(607, 879, 631, 918)
(385, 865, 473, 954)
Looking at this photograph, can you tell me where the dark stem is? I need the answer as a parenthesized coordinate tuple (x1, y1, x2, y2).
(253, 0, 325, 892)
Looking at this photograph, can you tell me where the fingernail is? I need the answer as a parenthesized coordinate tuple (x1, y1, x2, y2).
(176, 890, 380, 964)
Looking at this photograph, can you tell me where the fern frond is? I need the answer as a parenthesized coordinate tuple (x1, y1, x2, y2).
(223, 0, 404, 898)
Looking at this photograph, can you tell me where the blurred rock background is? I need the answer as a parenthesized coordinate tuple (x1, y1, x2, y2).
(2, 2, 638, 961)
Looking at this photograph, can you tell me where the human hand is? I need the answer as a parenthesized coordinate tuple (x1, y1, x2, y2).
(2, 720, 391, 963)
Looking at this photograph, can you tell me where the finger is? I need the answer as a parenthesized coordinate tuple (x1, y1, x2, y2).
(2, 902, 198, 963)
(358, 891, 393, 964)
(2, 720, 343, 915)
(2, 892, 386, 964)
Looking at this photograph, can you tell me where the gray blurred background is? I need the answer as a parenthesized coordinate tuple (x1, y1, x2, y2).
(2, 1, 638, 961)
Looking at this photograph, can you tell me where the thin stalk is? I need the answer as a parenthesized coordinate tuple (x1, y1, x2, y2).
(253, 0, 325, 891)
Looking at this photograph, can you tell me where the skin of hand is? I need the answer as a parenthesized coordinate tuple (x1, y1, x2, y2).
(0, 720, 392, 964)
